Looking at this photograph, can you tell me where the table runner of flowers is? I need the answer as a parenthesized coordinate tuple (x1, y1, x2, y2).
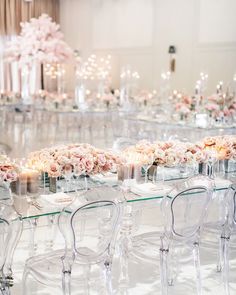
(0, 136, 235, 184)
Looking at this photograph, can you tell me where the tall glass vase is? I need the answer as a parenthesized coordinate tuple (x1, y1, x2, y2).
(75, 77, 87, 110)
(21, 64, 32, 105)
(74, 61, 88, 110)
(97, 77, 106, 97)
(120, 65, 131, 110)
(56, 63, 65, 96)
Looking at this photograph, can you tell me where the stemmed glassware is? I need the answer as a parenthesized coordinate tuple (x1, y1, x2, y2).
(153, 165, 164, 187)
(72, 164, 81, 193)
(142, 154, 155, 183)
(61, 163, 73, 193)
(205, 148, 218, 179)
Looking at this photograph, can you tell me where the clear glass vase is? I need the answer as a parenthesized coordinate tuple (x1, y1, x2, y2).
(21, 64, 32, 105)
(75, 77, 87, 110)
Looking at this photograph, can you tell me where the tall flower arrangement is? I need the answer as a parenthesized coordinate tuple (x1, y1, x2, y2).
(4, 14, 73, 104)
(5, 14, 73, 66)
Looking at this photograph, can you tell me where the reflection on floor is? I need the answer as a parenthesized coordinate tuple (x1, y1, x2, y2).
(12, 208, 236, 295)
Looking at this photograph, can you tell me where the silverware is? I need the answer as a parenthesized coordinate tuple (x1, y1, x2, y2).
(29, 200, 43, 210)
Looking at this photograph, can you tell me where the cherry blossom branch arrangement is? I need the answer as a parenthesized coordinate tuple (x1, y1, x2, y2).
(5, 14, 73, 66)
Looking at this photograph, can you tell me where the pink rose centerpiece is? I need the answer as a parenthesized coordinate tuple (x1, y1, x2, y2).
(123, 140, 206, 168)
(202, 135, 236, 161)
(0, 155, 19, 188)
(27, 143, 120, 178)
(123, 136, 236, 178)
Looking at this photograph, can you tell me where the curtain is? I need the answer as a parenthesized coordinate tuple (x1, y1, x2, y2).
(0, 0, 59, 35)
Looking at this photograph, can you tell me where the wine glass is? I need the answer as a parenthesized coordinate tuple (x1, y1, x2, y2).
(73, 163, 83, 192)
(153, 165, 164, 187)
(205, 148, 218, 179)
(142, 154, 155, 183)
(62, 163, 73, 193)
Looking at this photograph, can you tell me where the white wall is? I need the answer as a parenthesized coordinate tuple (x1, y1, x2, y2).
(60, 0, 236, 94)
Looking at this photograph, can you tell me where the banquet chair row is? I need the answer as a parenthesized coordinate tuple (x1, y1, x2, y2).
(2, 175, 236, 295)
(128, 176, 236, 295)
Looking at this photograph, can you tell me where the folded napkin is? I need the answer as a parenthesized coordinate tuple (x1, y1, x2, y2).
(130, 182, 172, 198)
(40, 192, 74, 207)
(92, 173, 118, 185)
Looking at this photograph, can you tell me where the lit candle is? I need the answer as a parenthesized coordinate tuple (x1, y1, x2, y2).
(27, 169, 40, 194)
(13, 168, 40, 195)
(12, 170, 28, 196)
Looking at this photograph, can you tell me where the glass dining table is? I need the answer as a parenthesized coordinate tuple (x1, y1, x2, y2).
(10, 172, 234, 222)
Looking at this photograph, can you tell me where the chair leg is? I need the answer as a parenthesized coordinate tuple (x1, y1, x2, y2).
(167, 247, 180, 287)
(193, 242, 202, 295)
(62, 270, 71, 295)
(104, 261, 113, 295)
(160, 244, 169, 295)
(22, 269, 30, 295)
(217, 236, 224, 272)
(84, 265, 91, 295)
(222, 236, 230, 295)
(0, 279, 10, 295)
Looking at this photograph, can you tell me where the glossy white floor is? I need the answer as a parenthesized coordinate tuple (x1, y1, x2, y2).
(11, 205, 236, 295)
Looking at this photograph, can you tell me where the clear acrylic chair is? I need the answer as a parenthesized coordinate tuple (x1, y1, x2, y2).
(213, 184, 236, 295)
(159, 175, 213, 295)
(22, 199, 120, 295)
(0, 202, 22, 295)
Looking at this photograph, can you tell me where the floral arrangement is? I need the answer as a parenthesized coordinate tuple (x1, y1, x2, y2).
(27, 143, 121, 178)
(123, 140, 207, 167)
(172, 90, 236, 121)
(133, 90, 155, 105)
(99, 93, 117, 106)
(123, 136, 236, 167)
(5, 14, 73, 66)
(171, 92, 195, 118)
(0, 155, 19, 184)
(202, 135, 236, 160)
(205, 93, 236, 119)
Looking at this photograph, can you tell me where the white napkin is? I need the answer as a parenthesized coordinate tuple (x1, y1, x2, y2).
(40, 192, 74, 207)
(130, 182, 172, 198)
(92, 173, 118, 185)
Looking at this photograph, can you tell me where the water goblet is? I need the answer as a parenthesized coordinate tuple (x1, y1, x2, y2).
(62, 163, 73, 193)
(142, 154, 155, 183)
(153, 165, 165, 187)
(205, 149, 218, 179)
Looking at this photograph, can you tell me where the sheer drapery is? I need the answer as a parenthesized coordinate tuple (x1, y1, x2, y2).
(0, 0, 59, 35)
